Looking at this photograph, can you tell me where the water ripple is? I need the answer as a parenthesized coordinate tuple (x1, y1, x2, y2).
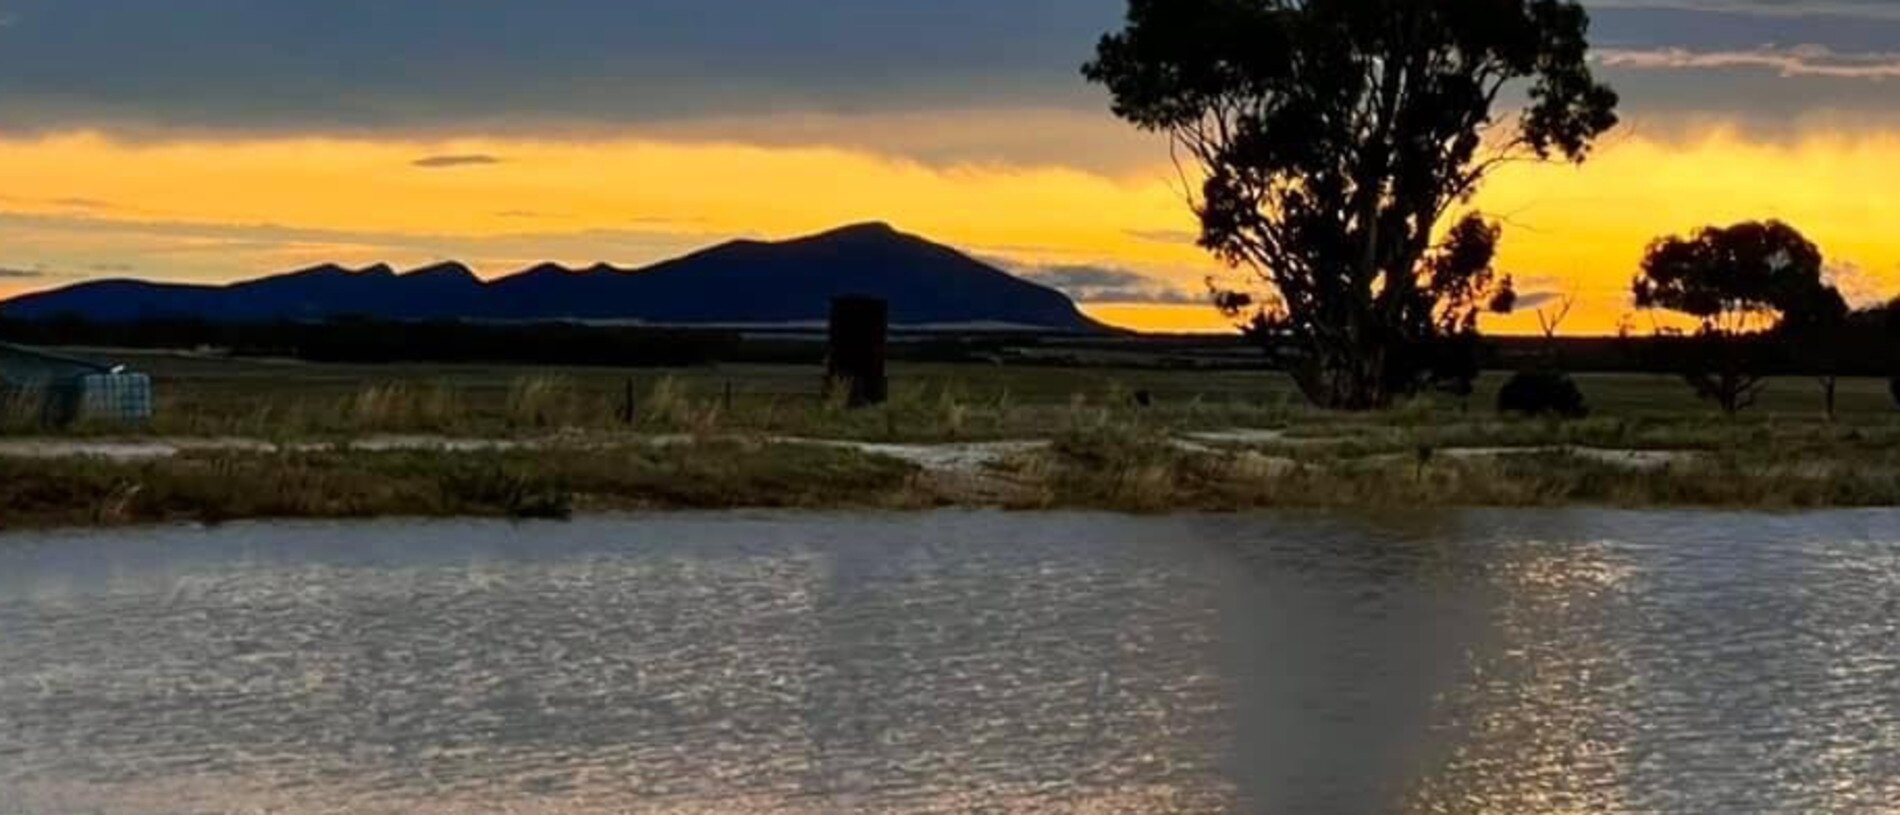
(0, 510, 1896, 814)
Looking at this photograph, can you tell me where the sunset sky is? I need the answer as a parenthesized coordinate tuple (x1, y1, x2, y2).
(2, 1, 1898, 334)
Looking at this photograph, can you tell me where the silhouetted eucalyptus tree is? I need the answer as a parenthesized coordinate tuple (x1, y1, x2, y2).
(1633, 221, 1844, 415)
(1085, 0, 1618, 409)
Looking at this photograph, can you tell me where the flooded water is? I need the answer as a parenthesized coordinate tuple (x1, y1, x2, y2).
(1, 510, 1897, 814)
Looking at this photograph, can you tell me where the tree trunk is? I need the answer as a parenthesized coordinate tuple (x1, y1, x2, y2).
(1719, 372, 1744, 416)
(1293, 348, 1395, 411)
(1821, 376, 1838, 421)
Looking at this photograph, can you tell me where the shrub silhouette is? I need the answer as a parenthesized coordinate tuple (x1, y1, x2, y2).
(1498, 371, 1589, 419)
(1891, 376, 1900, 409)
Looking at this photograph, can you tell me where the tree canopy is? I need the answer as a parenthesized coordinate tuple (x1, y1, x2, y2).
(1085, 0, 1618, 409)
(1634, 220, 1846, 337)
(1633, 220, 1847, 414)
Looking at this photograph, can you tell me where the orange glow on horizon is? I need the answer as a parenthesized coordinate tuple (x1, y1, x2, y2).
(1, 123, 1896, 335)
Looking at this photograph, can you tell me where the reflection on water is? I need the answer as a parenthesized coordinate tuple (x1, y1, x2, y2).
(0, 510, 1896, 814)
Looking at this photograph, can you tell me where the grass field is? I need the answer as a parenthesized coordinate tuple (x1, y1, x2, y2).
(11, 347, 1897, 438)
(3, 348, 1899, 528)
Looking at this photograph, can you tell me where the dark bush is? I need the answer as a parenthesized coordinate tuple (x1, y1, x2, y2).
(1498, 370, 1589, 419)
(1890, 376, 1900, 409)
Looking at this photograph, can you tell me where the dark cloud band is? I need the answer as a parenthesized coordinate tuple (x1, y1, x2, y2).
(0, 0, 1894, 167)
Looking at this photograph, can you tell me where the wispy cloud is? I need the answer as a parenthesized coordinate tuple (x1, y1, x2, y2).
(1600, 45, 1900, 79)
(1124, 228, 1199, 245)
(411, 154, 503, 169)
(51, 197, 116, 210)
(0, 266, 45, 278)
(1591, 1, 1900, 21)
(1016, 263, 1206, 305)
(1823, 260, 1891, 306)
(1514, 291, 1566, 311)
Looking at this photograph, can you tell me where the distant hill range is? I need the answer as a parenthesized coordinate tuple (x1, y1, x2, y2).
(0, 223, 1107, 333)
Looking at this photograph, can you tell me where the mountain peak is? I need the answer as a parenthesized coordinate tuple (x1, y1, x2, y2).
(404, 261, 474, 278)
(805, 222, 905, 242)
(515, 262, 573, 276)
(287, 262, 353, 277)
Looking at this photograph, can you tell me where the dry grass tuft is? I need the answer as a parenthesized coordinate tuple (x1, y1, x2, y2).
(507, 376, 587, 430)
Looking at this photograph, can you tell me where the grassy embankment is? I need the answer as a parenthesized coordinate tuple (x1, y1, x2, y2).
(3, 350, 1899, 529)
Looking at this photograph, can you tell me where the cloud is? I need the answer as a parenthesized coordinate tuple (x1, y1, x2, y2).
(51, 196, 116, 210)
(1514, 291, 1566, 311)
(1016, 263, 1206, 305)
(0, 266, 44, 278)
(1600, 45, 1900, 80)
(0, 0, 1111, 135)
(1590, 1, 1900, 21)
(412, 154, 502, 169)
(1823, 260, 1890, 306)
(628, 108, 1165, 174)
(1125, 228, 1200, 245)
(1590, 3, 1900, 50)
(0, 0, 1898, 171)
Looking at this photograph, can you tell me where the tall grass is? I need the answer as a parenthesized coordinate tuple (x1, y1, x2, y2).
(640, 375, 691, 425)
(351, 382, 459, 431)
(637, 376, 728, 434)
(506, 376, 587, 430)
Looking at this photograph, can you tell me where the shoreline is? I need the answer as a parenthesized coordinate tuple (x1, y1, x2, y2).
(4, 429, 1897, 532)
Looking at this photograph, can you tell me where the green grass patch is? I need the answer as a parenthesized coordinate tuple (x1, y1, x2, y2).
(0, 441, 920, 532)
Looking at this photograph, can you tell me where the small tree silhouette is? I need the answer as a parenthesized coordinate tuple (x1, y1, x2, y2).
(1633, 221, 1844, 415)
(1536, 295, 1577, 343)
(1086, 0, 1617, 410)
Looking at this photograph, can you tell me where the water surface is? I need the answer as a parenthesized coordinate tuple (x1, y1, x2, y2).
(2, 510, 1897, 813)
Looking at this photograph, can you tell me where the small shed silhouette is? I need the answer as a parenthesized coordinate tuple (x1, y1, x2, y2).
(827, 296, 888, 407)
(0, 342, 153, 426)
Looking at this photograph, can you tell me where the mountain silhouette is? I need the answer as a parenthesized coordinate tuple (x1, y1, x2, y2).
(0, 223, 1104, 331)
